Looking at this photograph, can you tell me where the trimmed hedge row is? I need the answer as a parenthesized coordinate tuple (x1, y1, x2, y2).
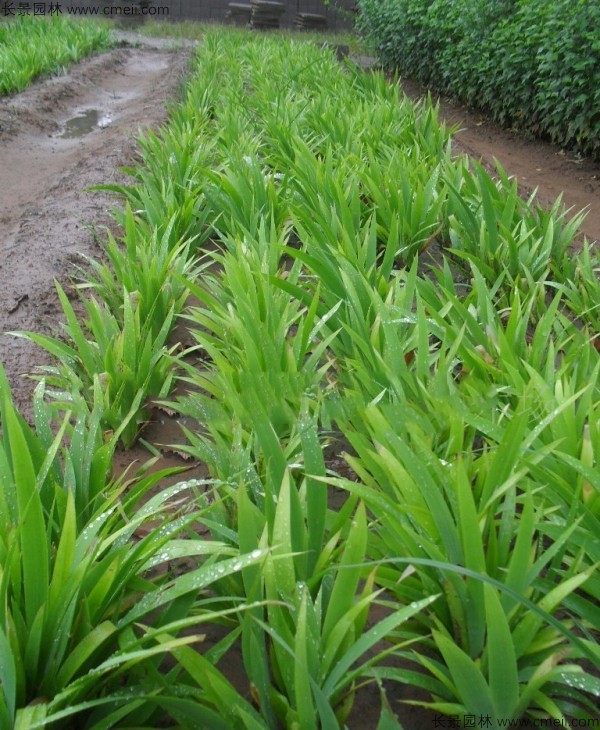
(356, 0, 600, 160)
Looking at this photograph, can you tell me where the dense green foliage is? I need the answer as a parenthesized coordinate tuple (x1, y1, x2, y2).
(0, 16, 110, 95)
(0, 364, 271, 729)
(356, 0, 600, 159)
(3, 26, 599, 728)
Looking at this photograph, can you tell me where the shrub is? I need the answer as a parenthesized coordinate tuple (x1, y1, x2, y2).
(356, 0, 600, 159)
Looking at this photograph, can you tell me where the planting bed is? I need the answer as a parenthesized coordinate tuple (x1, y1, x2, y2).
(0, 22, 599, 730)
(1, 41, 598, 421)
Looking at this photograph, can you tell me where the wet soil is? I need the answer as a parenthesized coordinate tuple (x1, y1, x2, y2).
(1, 38, 598, 730)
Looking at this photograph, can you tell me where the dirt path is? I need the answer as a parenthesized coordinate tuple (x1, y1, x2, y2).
(0, 42, 192, 415)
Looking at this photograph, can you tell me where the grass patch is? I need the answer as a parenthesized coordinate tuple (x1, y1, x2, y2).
(0, 15, 112, 96)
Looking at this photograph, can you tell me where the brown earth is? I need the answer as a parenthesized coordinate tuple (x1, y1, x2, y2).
(0, 37, 598, 729)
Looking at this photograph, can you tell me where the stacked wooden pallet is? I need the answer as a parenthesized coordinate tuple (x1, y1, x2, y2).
(226, 3, 253, 25)
(294, 12, 328, 31)
(250, 1, 285, 29)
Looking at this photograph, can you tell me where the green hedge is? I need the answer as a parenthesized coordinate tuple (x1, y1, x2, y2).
(356, 0, 600, 160)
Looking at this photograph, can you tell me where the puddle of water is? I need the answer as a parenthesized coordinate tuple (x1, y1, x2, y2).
(60, 109, 112, 138)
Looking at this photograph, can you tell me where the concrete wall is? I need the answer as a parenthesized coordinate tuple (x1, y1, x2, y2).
(60, 0, 356, 31)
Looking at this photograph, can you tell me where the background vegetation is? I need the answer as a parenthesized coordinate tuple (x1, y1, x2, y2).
(0, 16, 110, 96)
(356, 0, 600, 160)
